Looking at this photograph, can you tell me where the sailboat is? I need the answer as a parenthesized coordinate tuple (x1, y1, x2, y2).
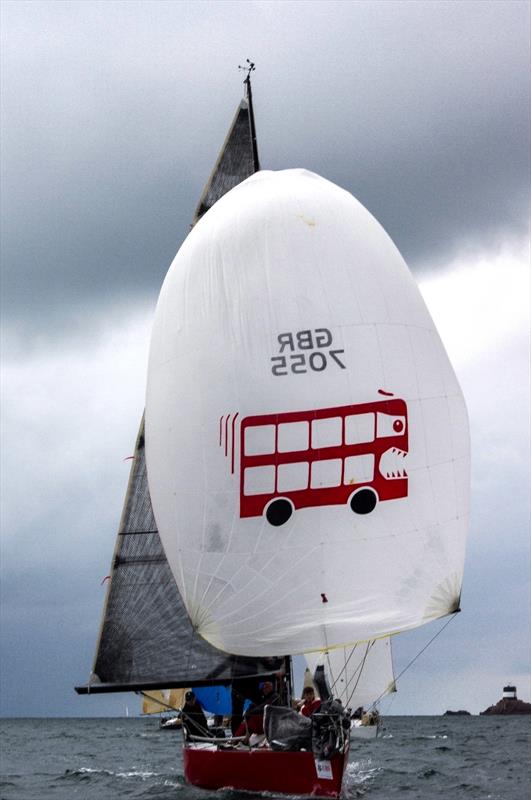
(305, 638, 395, 739)
(77, 67, 470, 798)
(141, 688, 188, 729)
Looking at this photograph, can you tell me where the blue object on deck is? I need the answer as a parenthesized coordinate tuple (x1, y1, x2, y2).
(193, 686, 250, 715)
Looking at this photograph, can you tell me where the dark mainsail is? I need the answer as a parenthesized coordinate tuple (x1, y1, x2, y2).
(193, 83, 259, 223)
(76, 80, 278, 695)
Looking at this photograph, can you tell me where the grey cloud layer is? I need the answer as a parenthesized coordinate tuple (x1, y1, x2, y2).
(1, 1, 529, 716)
(1, 1, 529, 331)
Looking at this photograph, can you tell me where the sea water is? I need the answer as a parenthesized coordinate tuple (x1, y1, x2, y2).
(1, 716, 529, 800)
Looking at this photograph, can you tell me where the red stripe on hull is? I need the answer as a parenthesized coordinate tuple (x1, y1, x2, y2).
(183, 744, 349, 797)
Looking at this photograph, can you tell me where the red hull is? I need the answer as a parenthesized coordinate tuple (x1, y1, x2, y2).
(183, 743, 349, 798)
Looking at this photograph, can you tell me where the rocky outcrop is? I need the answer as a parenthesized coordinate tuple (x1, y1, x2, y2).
(480, 698, 531, 715)
(444, 709, 471, 715)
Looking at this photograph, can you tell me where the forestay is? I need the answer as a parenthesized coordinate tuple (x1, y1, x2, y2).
(146, 168, 470, 657)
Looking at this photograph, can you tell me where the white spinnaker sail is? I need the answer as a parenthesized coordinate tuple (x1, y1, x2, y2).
(305, 639, 395, 710)
(146, 169, 470, 657)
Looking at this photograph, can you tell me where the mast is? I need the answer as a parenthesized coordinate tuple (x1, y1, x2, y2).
(241, 59, 260, 172)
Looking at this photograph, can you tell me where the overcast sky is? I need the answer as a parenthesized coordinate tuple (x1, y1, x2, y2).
(1, 0, 529, 717)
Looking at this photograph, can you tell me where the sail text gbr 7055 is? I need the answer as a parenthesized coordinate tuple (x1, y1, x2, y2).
(146, 177, 470, 658)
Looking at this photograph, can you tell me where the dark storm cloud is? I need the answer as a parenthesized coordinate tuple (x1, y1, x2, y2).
(1, 0, 529, 332)
(1, 1, 529, 718)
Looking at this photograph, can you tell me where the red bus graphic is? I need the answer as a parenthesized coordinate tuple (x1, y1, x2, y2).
(234, 398, 408, 526)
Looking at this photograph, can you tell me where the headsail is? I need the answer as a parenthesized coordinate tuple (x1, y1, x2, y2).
(146, 168, 470, 658)
(76, 83, 268, 694)
(142, 688, 188, 715)
(305, 639, 396, 710)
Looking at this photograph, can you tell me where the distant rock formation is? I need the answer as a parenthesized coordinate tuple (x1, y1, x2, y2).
(480, 698, 531, 715)
(444, 709, 471, 716)
(480, 684, 531, 715)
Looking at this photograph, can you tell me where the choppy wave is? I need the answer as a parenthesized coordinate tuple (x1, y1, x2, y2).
(1, 716, 529, 800)
(61, 767, 114, 780)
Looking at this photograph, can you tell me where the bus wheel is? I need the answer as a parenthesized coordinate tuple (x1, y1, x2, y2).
(265, 499, 293, 526)
(350, 489, 377, 515)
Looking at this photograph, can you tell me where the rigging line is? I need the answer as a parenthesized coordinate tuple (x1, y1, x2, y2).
(322, 650, 336, 694)
(368, 614, 458, 711)
(138, 691, 177, 713)
(180, 710, 211, 738)
(324, 644, 352, 694)
(342, 642, 374, 709)
(327, 643, 360, 693)
(320, 626, 331, 684)
(344, 641, 375, 710)
(385, 688, 398, 715)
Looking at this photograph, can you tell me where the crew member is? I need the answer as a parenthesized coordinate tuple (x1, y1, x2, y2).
(181, 691, 208, 737)
(299, 686, 321, 717)
(234, 680, 281, 740)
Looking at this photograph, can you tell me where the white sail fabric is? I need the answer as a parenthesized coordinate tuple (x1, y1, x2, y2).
(302, 668, 316, 692)
(146, 169, 470, 657)
(305, 639, 395, 710)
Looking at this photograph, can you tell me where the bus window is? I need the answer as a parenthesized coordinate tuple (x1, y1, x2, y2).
(278, 421, 309, 453)
(311, 417, 342, 449)
(245, 424, 276, 455)
(376, 413, 406, 437)
(277, 462, 309, 492)
(344, 454, 374, 485)
(345, 413, 374, 444)
(311, 458, 342, 488)
(244, 465, 276, 495)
